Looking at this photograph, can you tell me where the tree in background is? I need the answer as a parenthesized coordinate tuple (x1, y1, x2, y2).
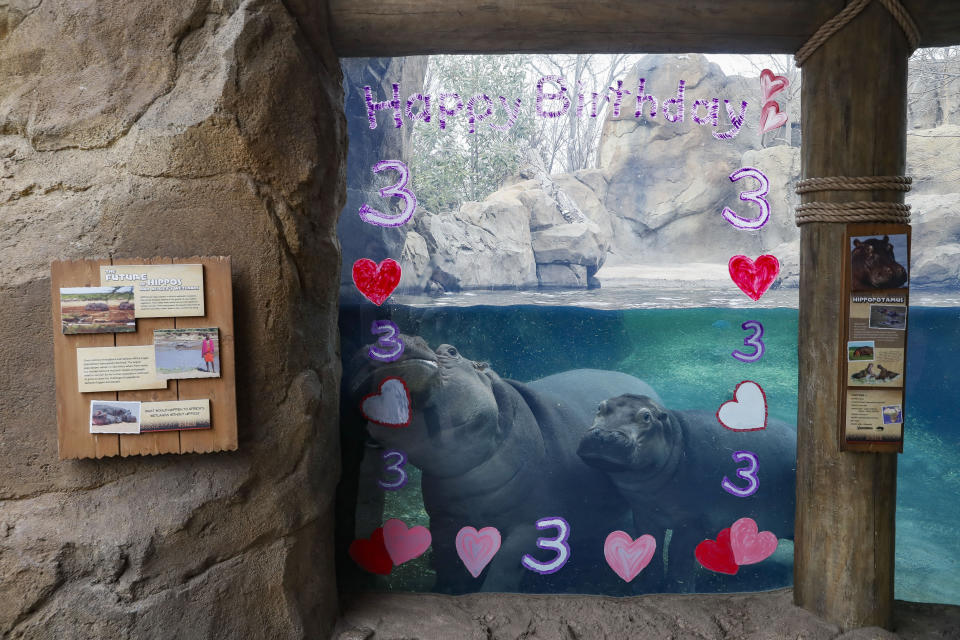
(411, 55, 534, 213)
(908, 46, 960, 127)
(736, 54, 800, 148)
(411, 53, 641, 212)
(527, 53, 639, 173)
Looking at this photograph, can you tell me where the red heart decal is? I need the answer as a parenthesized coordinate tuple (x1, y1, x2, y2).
(760, 69, 790, 103)
(349, 527, 393, 575)
(352, 258, 402, 306)
(759, 100, 788, 134)
(728, 254, 780, 301)
(695, 527, 739, 575)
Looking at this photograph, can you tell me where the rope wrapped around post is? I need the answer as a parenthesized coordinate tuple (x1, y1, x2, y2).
(791, 1, 919, 226)
(794, 177, 912, 225)
(794, 0, 920, 67)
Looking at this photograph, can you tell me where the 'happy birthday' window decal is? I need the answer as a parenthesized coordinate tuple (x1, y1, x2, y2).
(337, 54, 801, 596)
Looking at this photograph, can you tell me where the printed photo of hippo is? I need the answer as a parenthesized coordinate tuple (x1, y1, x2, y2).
(851, 234, 909, 290)
(345, 334, 663, 594)
(89, 401, 141, 434)
(577, 394, 796, 593)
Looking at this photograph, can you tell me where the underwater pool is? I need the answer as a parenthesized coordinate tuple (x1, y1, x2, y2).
(337, 296, 959, 604)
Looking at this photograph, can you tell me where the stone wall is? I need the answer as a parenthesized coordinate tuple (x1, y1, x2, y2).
(0, 1, 345, 637)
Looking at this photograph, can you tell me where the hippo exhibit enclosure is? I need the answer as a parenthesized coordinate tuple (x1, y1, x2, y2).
(335, 51, 960, 607)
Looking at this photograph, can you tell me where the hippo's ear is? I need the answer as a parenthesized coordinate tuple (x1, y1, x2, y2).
(883, 235, 890, 242)
(597, 400, 608, 415)
(658, 411, 668, 422)
(853, 239, 861, 247)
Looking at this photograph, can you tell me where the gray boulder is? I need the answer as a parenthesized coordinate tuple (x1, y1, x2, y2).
(537, 263, 589, 288)
(416, 193, 538, 290)
(398, 230, 432, 292)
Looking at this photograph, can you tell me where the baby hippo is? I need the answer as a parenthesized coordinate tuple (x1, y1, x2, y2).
(577, 394, 796, 592)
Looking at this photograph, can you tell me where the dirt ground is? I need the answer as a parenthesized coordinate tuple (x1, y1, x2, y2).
(335, 588, 960, 639)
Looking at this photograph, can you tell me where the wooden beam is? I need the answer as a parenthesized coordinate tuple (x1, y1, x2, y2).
(329, 0, 960, 57)
(795, 1, 907, 631)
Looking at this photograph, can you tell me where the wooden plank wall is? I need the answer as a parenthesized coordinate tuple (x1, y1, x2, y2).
(51, 257, 237, 459)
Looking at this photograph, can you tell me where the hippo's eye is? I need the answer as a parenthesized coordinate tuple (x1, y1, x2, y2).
(445, 346, 459, 357)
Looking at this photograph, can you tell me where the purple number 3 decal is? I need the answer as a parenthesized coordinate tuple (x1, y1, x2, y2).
(521, 516, 571, 575)
(722, 167, 770, 230)
(378, 449, 408, 490)
(368, 320, 404, 362)
(732, 320, 765, 363)
(359, 160, 417, 227)
(721, 450, 759, 498)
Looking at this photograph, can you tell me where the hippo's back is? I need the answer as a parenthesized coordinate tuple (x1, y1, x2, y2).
(525, 369, 661, 425)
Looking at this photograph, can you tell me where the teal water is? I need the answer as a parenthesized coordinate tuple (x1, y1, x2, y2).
(337, 303, 959, 604)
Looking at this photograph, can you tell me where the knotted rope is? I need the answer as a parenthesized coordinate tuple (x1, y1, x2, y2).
(795, 0, 920, 67)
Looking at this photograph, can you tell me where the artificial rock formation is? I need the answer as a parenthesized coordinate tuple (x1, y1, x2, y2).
(0, 1, 345, 637)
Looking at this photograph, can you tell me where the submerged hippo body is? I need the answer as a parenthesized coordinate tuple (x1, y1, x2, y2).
(577, 394, 797, 592)
(350, 336, 661, 593)
(852, 235, 908, 290)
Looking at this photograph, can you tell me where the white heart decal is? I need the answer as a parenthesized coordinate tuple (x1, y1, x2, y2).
(361, 377, 411, 427)
(716, 381, 767, 431)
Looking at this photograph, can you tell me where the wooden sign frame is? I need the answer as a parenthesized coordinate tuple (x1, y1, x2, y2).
(51, 257, 238, 459)
(837, 224, 910, 454)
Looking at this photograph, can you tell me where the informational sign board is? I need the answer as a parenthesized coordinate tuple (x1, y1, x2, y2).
(51, 257, 237, 459)
(839, 223, 911, 453)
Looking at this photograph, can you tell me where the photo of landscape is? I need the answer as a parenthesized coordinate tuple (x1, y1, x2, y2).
(59, 286, 135, 334)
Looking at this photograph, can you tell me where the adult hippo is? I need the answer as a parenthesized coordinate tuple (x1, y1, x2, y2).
(349, 335, 661, 593)
(577, 394, 796, 592)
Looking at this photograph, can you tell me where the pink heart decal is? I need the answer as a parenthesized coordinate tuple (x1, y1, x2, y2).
(604, 531, 657, 582)
(760, 69, 790, 103)
(361, 377, 411, 427)
(352, 258, 402, 306)
(456, 526, 502, 578)
(382, 518, 432, 566)
(759, 100, 788, 134)
(729, 517, 778, 566)
(716, 380, 767, 432)
(728, 254, 780, 301)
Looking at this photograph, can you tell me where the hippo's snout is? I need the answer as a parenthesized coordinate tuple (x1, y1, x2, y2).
(577, 425, 636, 470)
(591, 427, 633, 447)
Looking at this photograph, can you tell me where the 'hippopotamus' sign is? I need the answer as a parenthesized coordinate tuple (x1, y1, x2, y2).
(851, 234, 908, 290)
(350, 335, 661, 593)
(577, 394, 796, 591)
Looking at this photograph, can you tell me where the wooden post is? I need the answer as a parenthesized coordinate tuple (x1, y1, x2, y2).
(795, 2, 909, 630)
